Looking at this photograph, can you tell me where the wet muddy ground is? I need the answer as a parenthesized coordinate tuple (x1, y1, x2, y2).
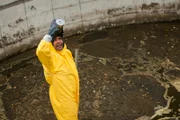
(0, 21, 180, 120)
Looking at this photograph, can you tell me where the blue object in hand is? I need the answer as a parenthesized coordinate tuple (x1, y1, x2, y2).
(48, 19, 65, 37)
(48, 19, 60, 37)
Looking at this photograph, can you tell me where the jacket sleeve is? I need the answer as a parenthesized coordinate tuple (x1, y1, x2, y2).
(36, 35, 54, 69)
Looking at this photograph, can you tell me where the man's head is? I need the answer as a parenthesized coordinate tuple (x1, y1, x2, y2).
(52, 31, 64, 51)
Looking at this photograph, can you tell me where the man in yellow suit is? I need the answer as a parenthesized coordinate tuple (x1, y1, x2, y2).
(36, 19, 79, 120)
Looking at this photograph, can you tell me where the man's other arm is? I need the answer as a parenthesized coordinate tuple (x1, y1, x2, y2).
(36, 35, 54, 68)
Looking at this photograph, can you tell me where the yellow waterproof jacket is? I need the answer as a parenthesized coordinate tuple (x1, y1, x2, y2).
(36, 39, 79, 120)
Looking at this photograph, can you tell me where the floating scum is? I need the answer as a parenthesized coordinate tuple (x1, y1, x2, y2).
(36, 19, 80, 120)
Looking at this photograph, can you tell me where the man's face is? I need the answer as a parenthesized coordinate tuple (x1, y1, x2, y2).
(53, 36, 64, 51)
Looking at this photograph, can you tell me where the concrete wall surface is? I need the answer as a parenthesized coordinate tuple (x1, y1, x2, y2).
(0, 0, 180, 61)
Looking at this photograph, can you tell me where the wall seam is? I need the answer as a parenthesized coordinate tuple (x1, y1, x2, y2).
(107, 0, 110, 27)
(0, 26, 3, 48)
(78, 0, 83, 31)
(23, 0, 30, 36)
(50, 0, 55, 19)
(0, 27, 2, 38)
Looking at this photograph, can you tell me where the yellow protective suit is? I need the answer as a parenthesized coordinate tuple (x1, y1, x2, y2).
(36, 40, 79, 120)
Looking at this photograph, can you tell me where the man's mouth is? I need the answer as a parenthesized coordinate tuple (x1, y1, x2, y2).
(56, 44, 62, 47)
(55, 44, 63, 50)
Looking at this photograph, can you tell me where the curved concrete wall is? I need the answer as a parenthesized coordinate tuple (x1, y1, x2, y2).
(0, 0, 180, 61)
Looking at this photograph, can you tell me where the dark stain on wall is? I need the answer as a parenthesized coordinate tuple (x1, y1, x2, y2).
(31, 5, 36, 10)
(0, 36, 7, 48)
(8, 24, 17, 28)
(0, 0, 32, 11)
(162, 3, 176, 9)
(107, 9, 115, 15)
(178, 3, 180, 10)
(0, 29, 30, 48)
(142, 3, 160, 10)
(107, 8, 124, 15)
(13, 31, 21, 38)
(28, 27, 36, 35)
(107, 7, 134, 15)
(14, 30, 29, 40)
(166, 3, 176, 9)
(0, 36, 16, 47)
(16, 18, 24, 24)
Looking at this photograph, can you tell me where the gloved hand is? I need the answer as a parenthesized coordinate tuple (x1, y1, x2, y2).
(48, 20, 58, 37)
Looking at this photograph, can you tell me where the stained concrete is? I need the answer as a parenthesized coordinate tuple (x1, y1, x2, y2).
(0, 21, 180, 120)
(0, 0, 180, 61)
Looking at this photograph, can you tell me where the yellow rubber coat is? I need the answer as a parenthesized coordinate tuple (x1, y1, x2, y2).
(36, 40, 79, 120)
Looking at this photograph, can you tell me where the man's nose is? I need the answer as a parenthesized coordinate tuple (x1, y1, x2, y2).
(57, 39, 63, 43)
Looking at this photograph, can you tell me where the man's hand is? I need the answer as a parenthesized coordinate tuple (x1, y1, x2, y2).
(43, 19, 65, 42)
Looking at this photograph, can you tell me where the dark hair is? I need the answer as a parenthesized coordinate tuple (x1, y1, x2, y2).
(52, 30, 64, 43)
